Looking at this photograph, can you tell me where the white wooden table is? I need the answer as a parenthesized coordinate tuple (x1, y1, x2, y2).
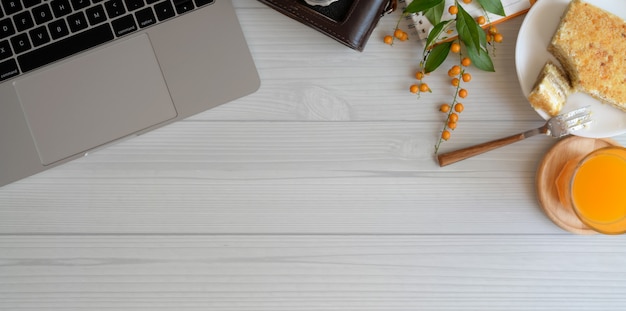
(2, 1, 626, 309)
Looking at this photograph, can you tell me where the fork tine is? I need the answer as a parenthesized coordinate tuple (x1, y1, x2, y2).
(567, 118, 593, 132)
(557, 105, 591, 121)
(547, 106, 593, 137)
(565, 112, 592, 128)
(560, 106, 592, 134)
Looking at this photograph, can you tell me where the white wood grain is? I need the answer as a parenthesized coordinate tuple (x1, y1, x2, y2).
(2, 235, 626, 310)
(2, 1, 626, 310)
(2, 4, 623, 234)
(3, 121, 623, 234)
(203, 4, 537, 122)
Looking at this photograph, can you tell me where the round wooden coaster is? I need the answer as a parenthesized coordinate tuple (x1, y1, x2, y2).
(536, 136, 620, 235)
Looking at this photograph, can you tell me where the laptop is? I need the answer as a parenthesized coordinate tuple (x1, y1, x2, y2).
(0, 0, 260, 187)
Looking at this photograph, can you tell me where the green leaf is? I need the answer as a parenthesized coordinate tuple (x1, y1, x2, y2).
(404, 0, 445, 14)
(424, 41, 452, 73)
(477, 20, 487, 44)
(425, 20, 453, 50)
(456, 4, 481, 54)
(466, 44, 494, 72)
(423, 0, 445, 26)
(476, 0, 506, 16)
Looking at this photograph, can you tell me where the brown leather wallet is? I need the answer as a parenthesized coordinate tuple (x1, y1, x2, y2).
(258, 0, 397, 51)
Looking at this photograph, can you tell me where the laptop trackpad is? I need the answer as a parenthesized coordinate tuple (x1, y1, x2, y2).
(14, 35, 177, 166)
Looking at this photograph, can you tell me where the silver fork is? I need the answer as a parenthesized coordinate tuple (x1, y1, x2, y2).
(437, 106, 593, 167)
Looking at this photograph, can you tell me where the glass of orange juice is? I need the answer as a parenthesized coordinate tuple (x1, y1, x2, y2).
(566, 147, 626, 234)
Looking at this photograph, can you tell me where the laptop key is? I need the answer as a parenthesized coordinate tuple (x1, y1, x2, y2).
(2, 0, 22, 15)
(14, 11, 35, 32)
(67, 11, 88, 32)
(48, 19, 69, 39)
(111, 14, 136, 37)
(194, 0, 213, 7)
(51, 0, 72, 18)
(86, 4, 107, 25)
(10, 33, 31, 54)
(70, 0, 90, 10)
(0, 58, 19, 81)
(0, 18, 15, 40)
(0, 39, 12, 60)
(17, 23, 114, 73)
(23, 0, 42, 7)
(105, 0, 125, 18)
(135, 7, 155, 28)
(32, 4, 54, 25)
(29, 25, 50, 46)
(174, 0, 193, 14)
(154, 0, 174, 21)
(124, 0, 144, 11)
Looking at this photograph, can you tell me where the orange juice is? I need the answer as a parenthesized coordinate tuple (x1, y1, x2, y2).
(570, 147, 626, 234)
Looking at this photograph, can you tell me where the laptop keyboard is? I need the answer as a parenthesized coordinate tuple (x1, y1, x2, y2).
(0, 0, 214, 81)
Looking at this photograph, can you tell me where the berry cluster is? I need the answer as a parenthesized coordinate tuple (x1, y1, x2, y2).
(383, 28, 409, 45)
(436, 41, 471, 146)
(383, 0, 505, 154)
(409, 71, 430, 95)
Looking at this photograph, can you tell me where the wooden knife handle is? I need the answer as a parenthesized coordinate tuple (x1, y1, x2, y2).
(437, 132, 526, 167)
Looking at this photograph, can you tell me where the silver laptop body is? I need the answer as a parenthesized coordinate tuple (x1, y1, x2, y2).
(0, 0, 260, 187)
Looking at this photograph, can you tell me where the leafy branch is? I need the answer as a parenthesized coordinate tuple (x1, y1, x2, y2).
(405, 0, 502, 73)
(387, 0, 505, 154)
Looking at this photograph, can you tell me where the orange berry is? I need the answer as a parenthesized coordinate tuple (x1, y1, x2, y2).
(419, 83, 430, 92)
(461, 57, 471, 67)
(440, 104, 451, 113)
(409, 84, 419, 93)
(489, 26, 498, 35)
(454, 103, 464, 113)
(383, 35, 393, 45)
(449, 113, 459, 123)
(450, 42, 461, 53)
(451, 78, 460, 87)
(458, 89, 468, 98)
(448, 5, 458, 15)
(399, 32, 409, 41)
(394, 29, 404, 39)
(494, 33, 503, 43)
(462, 72, 472, 82)
(463, 0, 472, 3)
(415, 71, 424, 80)
(450, 65, 461, 76)
(486, 34, 493, 43)
(441, 130, 451, 141)
(476, 16, 486, 25)
(447, 121, 457, 130)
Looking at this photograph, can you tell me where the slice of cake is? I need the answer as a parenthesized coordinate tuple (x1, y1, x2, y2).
(549, 0, 626, 112)
(528, 61, 573, 116)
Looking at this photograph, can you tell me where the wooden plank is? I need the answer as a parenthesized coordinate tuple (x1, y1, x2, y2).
(203, 4, 538, 123)
(1, 121, 623, 234)
(2, 235, 626, 310)
(2, 2, 626, 310)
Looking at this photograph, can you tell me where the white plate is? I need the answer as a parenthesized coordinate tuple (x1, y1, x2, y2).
(515, 0, 626, 138)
